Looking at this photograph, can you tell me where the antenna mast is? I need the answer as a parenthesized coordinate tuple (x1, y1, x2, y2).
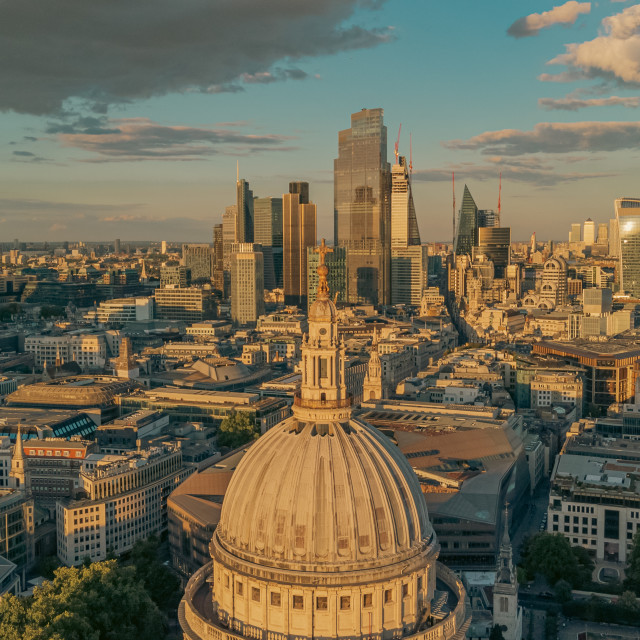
(394, 123, 402, 164)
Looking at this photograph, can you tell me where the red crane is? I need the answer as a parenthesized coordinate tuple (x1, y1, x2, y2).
(409, 133, 413, 175)
(394, 123, 402, 164)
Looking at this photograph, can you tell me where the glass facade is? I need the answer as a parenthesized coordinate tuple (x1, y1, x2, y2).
(283, 192, 316, 306)
(334, 108, 391, 305)
(254, 197, 283, 290)
(474, 227, 511, 278)
(236, 179, 254, 243)
(454, 185, 478, 257)
(307, 246, 346, 309)
(615, 198, 640, 297)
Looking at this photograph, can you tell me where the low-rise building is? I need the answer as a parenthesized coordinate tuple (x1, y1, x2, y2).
(530, 371, 583, 416)
(154, 287, 215, 323)
(25, 333, 107, 371)
(87, 297, 154, 324)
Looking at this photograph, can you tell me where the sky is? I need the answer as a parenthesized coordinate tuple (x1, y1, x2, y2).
(1, 0, 640, 243)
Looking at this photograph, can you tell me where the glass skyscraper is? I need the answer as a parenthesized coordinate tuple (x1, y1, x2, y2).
(615, 197, 640, 297)
(454, 185, 478, 257)
(334, 108, 391, 305)
(236, 178, 254, 243)
(254, 196, 283, 290)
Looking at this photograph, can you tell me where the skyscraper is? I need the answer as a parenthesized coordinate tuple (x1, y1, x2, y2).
(334, 108, 391, 305)
(583, 218, 596, 246)
(288, 181, 310, 205)
(254, 196, 283, 290)
(390, 155, 426, 305)
(597, 223, 608, 245)
(212, 224, 224, 293)
(307, 245, 346, 308)
(615, 197, 640, 297)
(569, 223, 581, 243)
(283, 185, 316, 307)
(230, 243, 264, 326)
(222, 205, 237, 281)
(474, 227, 511, 278)
(478, 209, 499, 228)
(610, 218, 620, 258)
(454, 185, 478, 256)
(236, 178, 254, 243)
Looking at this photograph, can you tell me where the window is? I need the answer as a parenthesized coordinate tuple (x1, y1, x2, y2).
(340, 596, 350, 611)
(316, 597, 328, 610)
(384, 590, 393, 604)
(363, 593, 373, 608)
(292, 595, 303, 610)
(417, 577, 423, 592)
(236, 582, 243, 596)
(252, 587, 260, 602)
(402, 584, 409, 598)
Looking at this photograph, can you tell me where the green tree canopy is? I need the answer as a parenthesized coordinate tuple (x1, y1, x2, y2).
(489, 624, 505, 640)
(217, 411, 259, 449)
(0, 561, 164, 640)
(521, 532, 593, 588)
(625, 530, 640, 595)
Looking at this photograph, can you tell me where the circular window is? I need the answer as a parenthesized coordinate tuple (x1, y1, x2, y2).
(319, 328, 327, 335)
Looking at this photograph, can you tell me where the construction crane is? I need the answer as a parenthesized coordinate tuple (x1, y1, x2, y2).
(498, 171, 502, 218)
(452, 172, 456, 250)
(394, 123, 402, 164)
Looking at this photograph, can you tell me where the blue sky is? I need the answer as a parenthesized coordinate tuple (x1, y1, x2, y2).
(1, 0, 639, 242)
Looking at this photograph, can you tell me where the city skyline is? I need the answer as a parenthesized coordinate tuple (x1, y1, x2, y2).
(2, 1, 639, 242)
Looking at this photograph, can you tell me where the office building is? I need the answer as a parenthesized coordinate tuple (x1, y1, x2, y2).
(454, 185, 478, 256)
(597, 223, 608, 245)
(0, 489, 34, 571)
(390, 245, 428, 305)
(610, 217, 620, 258)
(25, 334, 107, 371)
(179, 246, 468, 640)
(212, 224, 225, 293)
(288, 180, 309, 205)
(283, 187, 316, 307)
(548, 434, 640, 564)
(583, 287, 613, 315)
(539, 256, 568, 307)
(236, 177, 254, 243)
(334, 108, 391, 305)
(534, 332, 640, 409)
(161, 240, 167, 255)
(114, 239, 121, 254)
(583, 218, 596, 246)
(254, 196, 283, 290)
(222, 205, 238, 275)
(474, 226, 511, 278)
(154, 287, 215, 323)
(569, 223, 581, 243)
(390, 157, 420, 248)
(478, 209, 499, 228)
(615, 197, 640, 297)
(230, 243, 264, 326)
(307, 245, 346, 308)
(56, 444, 190, 566)
(89, 297, 154, 324)
(182, 244, 214, 283)
(160, 265, 191, 288)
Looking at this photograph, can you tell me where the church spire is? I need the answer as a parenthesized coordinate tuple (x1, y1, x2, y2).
(11, 424, 29, 491)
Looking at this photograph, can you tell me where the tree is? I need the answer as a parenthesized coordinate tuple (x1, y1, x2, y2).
(553, 579, 573, 603)
(521, 532, 592, 588)
(0, 561, 164, 640)
(489, 624, 505, 640)
(217, 411, 259, 449)
(625, 530, 640, 595)
(618, 590, 640, 611)
(122, 535, 181, 611)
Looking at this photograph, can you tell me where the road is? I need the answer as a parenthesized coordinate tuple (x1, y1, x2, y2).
(513, 477, 551, 564)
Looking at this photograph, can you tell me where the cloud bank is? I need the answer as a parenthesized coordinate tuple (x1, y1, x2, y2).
(444, 121, 640, 155)
(538, 95, 640, 109)
(56, 118, 295, 161)
(508, 1, 591, 38)
(0, 0, 392, 115)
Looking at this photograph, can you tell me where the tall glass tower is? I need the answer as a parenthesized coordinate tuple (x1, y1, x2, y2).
(454, 185, 478, 257)
(615, 197, 640, 297)
(334, 108, 391, 305)
(236, 178, 254, 243)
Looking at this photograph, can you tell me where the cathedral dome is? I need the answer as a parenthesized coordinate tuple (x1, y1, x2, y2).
(214, 415, 434, 574)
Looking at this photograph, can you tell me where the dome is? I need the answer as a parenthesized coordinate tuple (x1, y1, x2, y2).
(308, 295, 337, 322)
(214, 414, 434, 573)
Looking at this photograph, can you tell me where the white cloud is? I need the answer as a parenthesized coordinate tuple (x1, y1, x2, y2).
(508, 1, 591, 38)
(548, 4, 640, 83)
